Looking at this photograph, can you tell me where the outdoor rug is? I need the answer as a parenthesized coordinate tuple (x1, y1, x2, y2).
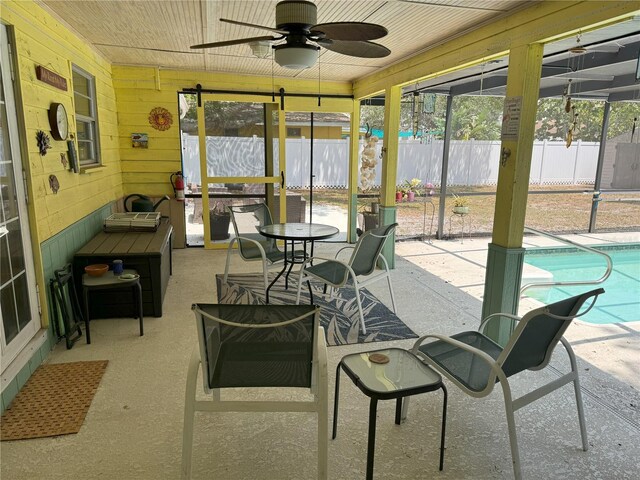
(1, 360, 108, 441)
(216, 274, 417, 346)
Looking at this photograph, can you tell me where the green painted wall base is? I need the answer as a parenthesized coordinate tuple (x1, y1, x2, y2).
(379, 205, 397, 269)
(481, 243, 525, 346)
(1, 203, 113, 414)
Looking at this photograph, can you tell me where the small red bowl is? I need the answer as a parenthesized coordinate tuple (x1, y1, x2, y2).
(85, 264, 109, 277)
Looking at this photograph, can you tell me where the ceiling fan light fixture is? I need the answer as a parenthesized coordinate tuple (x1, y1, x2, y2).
(249, 40, 272, 58)
(274, 44, 317, 69)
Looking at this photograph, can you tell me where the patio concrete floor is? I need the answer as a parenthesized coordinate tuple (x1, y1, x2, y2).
(1, 235, 639, 479)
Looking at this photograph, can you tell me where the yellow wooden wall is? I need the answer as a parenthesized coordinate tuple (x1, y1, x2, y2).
(112, 66, 353, 197)
(1, 1, 122, 240)
(1, 0, 123, 327)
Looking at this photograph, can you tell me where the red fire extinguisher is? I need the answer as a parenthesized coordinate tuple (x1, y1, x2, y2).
(171, 171, 185, 201)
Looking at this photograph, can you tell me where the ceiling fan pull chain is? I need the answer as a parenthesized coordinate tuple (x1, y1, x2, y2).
(318, 49, 321, 107)
(272, 47, 275, 102)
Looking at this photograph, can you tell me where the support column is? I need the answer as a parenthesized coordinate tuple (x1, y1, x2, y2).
(482, 43, 543, 343)
(349, 101, 361, 243)
(380, 85, 402, 268)
(437, 94, 454, 239)
(265, 103, 277, 214)
(589, 101, 611, 232)
(278, 108, 287, 220)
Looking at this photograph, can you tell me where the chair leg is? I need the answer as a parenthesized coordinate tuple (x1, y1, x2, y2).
(262, 257, 269, 300)
(317, 354, 329, 480)
(564, 339, 588, 451)
(181, 350, 200, 480)
(379, 255, 397, 313)
(386, 274, 397, 313)
(83, 287, 92, 344)
(501, 382, 522, 480)
(223, 239, 236, 284)
(295, 271, 304, 305)
(353, 283, 367, 335)
(573, 373, 589, 451)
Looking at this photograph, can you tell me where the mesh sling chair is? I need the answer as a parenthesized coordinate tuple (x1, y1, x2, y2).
(223, 203, 285, 296)
(182, 304, 328, 480)
(295, 223, 398, 334)
(404, 288, 604, 480)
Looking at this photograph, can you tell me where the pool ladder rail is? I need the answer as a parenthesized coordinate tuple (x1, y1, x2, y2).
(520, 226, 613, 296)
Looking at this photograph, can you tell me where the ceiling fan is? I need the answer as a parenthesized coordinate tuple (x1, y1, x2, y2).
(567, 33, 621, 55)
(190, 0, 390, 69)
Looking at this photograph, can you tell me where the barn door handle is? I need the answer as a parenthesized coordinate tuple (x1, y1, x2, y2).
(280, 171, 285, 188)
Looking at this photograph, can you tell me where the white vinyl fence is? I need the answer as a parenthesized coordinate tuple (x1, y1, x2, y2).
(181, 134, 600, 188)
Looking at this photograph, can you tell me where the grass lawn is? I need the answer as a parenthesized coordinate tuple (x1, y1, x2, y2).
(295, 186, 640, 238)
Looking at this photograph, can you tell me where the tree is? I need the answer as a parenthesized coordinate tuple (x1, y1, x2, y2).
(450, 96, 503, 140)
(535, 98, 638, 142)
(608, 102, 639, 139)
(535, 98, 604, 141)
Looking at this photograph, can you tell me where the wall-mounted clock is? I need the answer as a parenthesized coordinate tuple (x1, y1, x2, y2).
(48, 102, 68, 141)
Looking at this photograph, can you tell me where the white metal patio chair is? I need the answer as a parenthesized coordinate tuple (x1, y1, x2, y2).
(295, 223, 398, 334)
(181, 303, 328, 480)
(223, 203, 285, 295)
(405, 288, 605, 480)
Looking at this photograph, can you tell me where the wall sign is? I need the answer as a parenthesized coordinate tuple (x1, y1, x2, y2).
(36, 66, 68, 91)
(501, 96, 522, 140)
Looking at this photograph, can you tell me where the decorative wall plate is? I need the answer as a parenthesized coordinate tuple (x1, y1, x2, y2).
(148, 107, 173, 131)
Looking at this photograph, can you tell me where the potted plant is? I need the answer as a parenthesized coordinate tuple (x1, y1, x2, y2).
(209, 202, 231, 240)
(404, 178, 422, 202)
(452, 194, 469, 214)
(425, 182, 435, 196)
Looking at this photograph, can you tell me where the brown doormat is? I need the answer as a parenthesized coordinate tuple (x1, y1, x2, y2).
(1, 360, 108, 441)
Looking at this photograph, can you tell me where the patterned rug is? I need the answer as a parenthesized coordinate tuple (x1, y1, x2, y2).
(216, 274, 417, 346)
(1, 360, 108, 441)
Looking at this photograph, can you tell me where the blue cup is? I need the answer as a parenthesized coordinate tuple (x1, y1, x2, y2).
(113, 259, 124, 275)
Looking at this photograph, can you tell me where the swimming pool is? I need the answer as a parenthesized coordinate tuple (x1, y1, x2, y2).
(523, 245, 640, 325)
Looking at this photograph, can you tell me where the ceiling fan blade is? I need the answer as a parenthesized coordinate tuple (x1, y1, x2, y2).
(588, 45, 621, 53)
(311, 22, 388, 41)
(191, 36, 278, 50)
(220, 18, 289, 35)
(317, 39, 390, 58)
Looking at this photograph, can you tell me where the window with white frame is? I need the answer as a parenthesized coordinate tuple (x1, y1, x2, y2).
(72, 65, 100, 166)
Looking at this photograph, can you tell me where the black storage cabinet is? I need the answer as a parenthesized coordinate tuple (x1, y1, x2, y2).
(73, 223, 173, 318)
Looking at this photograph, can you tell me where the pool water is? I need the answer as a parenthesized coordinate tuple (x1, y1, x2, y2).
(524, 246, 640, 324)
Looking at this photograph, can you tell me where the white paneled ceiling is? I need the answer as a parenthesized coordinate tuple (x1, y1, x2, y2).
(38, 0, 530, 81)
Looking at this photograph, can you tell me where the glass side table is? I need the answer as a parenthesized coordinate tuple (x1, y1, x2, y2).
(332, 348, 447, 480)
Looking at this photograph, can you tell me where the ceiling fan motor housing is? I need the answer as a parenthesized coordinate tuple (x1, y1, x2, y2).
(276, 0, 317, 32)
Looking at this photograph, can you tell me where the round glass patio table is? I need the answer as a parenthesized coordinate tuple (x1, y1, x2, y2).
(259, 223, 339, 303)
